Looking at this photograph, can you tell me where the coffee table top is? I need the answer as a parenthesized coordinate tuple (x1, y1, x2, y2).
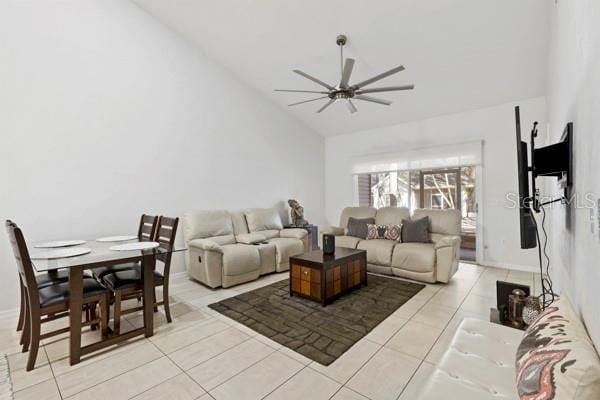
(290, 248, 366, 269)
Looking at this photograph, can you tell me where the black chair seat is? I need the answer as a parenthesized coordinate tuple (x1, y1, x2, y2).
(38, 279, 107, 307)
(92, 262, 140, 281)
(102, 267, 164, 291)
(35, 270, 92, 288)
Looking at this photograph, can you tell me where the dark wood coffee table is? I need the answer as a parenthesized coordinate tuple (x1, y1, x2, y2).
(289, 248, 367, 306)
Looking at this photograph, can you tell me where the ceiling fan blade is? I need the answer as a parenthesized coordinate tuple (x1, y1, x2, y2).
(354, 95, 392, 106)
(346, 99, 357, 114)
(339, 58, 355, 88)
(356, 85, 415, 94)
(351, 65, 405, 89)
(316, 99, 335, 113)
(293, 70, 335, 90)
(288, 96, 329, 107)
(275, 89, 330, 94)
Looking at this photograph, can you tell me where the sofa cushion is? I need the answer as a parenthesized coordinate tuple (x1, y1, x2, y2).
(236, 233, 267, 244)
(280, 228, 308, 240)
(391, 243, 435, 273)
(516, 297, 600, 400)
(267, 237, 304, 267)
(339, 207, 377, 229)
(252, 229, 280, 239)
(413, 208, 461, 235)
(245, 208, 283, 232)
(221, 244, 261, 276)
(417, 318, 522, 400)
(347, 217, 375, 239)
(375, 206, 410, 226)
(401, 216, 431, 243)
(335, 236, 362, 249)
(357, 239, 395, 266)
(183, 210, 233, 240)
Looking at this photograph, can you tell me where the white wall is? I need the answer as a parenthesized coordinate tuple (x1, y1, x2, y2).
(545, 0, 600, 348)
(0, 1, 324, 313)
(325, 97, 546, 270)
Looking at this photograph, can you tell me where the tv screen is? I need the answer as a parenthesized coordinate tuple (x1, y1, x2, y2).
(515, 106, 537, 249)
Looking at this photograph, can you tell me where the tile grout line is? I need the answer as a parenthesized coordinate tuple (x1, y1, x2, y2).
(41, 345, 65, 400)
(59, 338, 164, 399)
(141, 335, 215, 399)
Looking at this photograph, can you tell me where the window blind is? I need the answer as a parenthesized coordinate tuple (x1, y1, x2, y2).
(351, 141, 482, 175)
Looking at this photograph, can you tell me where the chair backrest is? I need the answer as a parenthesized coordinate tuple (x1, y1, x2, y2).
(153, 216, 179, 275)
(5, 220, 40, 308)
(138, 214, 159, 241)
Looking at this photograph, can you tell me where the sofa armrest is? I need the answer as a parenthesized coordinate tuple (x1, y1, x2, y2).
(321, 226, 345, 236)
(280, 228, 308, 240)
(187, 238, 224, 253)
(432, 235, 461, 283)
(433, 235, 461, 250)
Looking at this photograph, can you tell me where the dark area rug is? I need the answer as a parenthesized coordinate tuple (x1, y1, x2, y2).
(208, 275, 425, 365)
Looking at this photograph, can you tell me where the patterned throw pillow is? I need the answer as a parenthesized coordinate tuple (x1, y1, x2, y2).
(366, 224, 387, 240)
(384, 224, 402, 241)
(515, 298, 600, 400)
(366, 224, 379, 240)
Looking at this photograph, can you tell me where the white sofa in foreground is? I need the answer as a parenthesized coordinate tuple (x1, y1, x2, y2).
(323, 207, 461, 283)
(183, 208, 307, 288)
(417, 297, 600, 400)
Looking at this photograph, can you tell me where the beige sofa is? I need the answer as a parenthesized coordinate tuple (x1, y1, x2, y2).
(183, 208, 308, 288)
(322, 207, 461, 283)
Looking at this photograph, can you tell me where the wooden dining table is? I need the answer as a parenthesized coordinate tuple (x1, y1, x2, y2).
(30, 240, 186, 365)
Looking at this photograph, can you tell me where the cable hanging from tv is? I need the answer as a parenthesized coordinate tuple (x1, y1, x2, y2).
(514, 106, 573, 308)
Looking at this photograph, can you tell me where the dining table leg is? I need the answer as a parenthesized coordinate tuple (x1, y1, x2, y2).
(141, 254, 155, 338)
(69, 266, 84, 365)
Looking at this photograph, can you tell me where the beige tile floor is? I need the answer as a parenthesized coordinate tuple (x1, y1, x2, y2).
(1, 263, 542, 400)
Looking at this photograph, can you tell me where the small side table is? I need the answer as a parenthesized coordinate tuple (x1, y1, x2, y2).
(284, 224, 319, 251)
(490, 307, 528, 331)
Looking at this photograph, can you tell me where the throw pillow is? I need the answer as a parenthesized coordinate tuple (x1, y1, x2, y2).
(346, 217, 375, 239)
(366, 224, 387, 240)
(366, 224, 379, 240)
(384, 224, 402, 241)
(401, 217, 431, 243)
(515, 298, 600, 400)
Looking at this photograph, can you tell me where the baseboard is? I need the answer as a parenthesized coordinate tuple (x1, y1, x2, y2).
(480, 260, 538, 273)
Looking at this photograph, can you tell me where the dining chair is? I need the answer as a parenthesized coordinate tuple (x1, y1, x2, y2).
(92, 214, 159, 281)
(101, 216, 179, 334)
(6, 221, 110, 371)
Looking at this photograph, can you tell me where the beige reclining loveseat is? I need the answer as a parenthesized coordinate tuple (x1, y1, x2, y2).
(183, 208, 308, 288)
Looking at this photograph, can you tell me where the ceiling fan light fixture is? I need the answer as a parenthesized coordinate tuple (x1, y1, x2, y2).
(275, 34, 414, 114)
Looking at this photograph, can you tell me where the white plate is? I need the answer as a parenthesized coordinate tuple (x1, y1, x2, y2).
(109, 242, 160, 251)
(31, 247, 91, 260)
(96, 235, 137, 242)
(34, 240, 87, 249)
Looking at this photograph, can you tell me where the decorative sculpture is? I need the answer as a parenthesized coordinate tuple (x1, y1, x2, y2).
(288, 199, 308, 227)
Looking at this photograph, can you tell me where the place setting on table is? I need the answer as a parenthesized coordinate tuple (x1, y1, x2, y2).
(6, 215, 185, 371)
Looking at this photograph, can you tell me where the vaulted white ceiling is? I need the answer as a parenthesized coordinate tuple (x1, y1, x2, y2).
(133, 0, 549, 136)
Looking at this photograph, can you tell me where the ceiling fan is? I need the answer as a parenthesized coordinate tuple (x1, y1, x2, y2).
(275, 34, 414, 114)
